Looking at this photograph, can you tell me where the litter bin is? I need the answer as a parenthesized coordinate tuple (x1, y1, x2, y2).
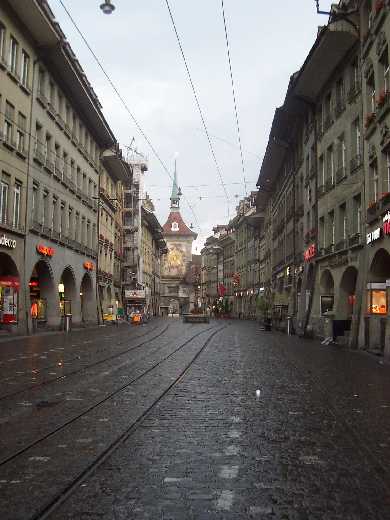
(64, 313, 72, 333)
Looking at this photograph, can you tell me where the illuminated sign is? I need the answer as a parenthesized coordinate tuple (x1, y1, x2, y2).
(366, 228, 381, 244)
(36, 244, 55, 257)
(83, 261, 94, 271)
(304, 244, 316, 262)
(0, 234, 16, 249)
(383, 211, 390, 235)
(125, 289, 146, 299)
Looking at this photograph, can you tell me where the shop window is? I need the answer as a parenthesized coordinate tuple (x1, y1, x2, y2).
(367, 289, 387, 314)
(321, 295, 334, 315)
(0, 282, 18, 325)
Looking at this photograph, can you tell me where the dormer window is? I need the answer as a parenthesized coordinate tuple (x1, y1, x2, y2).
(171, 221, 179, 231)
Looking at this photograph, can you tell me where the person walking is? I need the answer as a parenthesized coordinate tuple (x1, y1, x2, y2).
(30, 300, 38, 333)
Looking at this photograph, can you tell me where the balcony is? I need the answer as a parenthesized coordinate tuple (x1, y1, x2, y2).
(47, 102, 57, 120)
(335, 239, 347, 252)
(326, 177, 335, 193)
(3, 133, 16, 152)
(350, 154, 362, 175)
(324, 243, 334, 256)
(36, 90, 48, 108)
(54, 157, 64, 181)
(348, 233, 362, 248)
(336, 167, 346, 184)
(334, 100, 346, 119)
(44, 153, 55, 174)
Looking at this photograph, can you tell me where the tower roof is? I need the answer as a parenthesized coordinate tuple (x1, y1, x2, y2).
(170, 160, 181, 210)
(162, 211, 197, 238)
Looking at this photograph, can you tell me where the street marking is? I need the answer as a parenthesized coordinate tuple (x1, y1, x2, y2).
(216, 490, 234, 510)
(76, 438, 93, 443)
(164, 477, 182, 483)
(28, 456, 50, 462)
(228, 430, 241, 439)
(219, 465, 239, 479)
(225, 445, 240, 456)
(231, 416, 241, 423)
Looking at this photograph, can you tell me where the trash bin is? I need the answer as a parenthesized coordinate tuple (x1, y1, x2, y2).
(64, 314, 72, 333)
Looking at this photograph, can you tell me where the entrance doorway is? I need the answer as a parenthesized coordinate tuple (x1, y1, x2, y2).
(80, 273, 94, 322)
(338, 266, 358, 319)
(59, 266, 77, 318)
(29, 260, 55, 327)
(0, 252, 19, 330)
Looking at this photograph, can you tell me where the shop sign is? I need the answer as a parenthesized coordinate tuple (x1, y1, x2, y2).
(0, 234, 16, 249)
(124, 289, 146, 299)
(304, 244, 316, 262)
(83, 261, 94, 271)
(37, 244, 55, 257)
(383, 211, 390, 235)
(367, 228, 381, 244)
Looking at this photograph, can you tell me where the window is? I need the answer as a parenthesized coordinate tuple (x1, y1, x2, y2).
(38, 68, 45, 96)
(171, 221, 179, 231)
(12, 183, 21, 229)
(35, 122, 43, 155)
(337, 135, 346, 170)
(52, 196, 58, 231)
(4, 101, 14, 145)
(319, 155, 325, 187)
(321, 295, 334, 315)
(352, 118, 361, 157)
(326, 146, 335, 185)
(0, 23, 5, 60)
(353, 194, 362, 235)
(57, 92, 64, 117)
(336, 77, 345, 106)
(49, 81, 55, 107)
(75, 212, 79, 242)
(370, 161, 379, 202)
(60, 201, 65, 236)
(32, 184, 38, 221)
(44, 133, 52, 161)
(380, 48, 390, 93)
(0, 180, 9, 223)
(339, 203, 347, 241)
(68, 207, 73, 237)
(9, 36, 18, 75)
(328, 210, 335, 246)
(319, 216, 325, 250)
(16, 112, 26, 153)
(367, 73, 376, 114)
(21, 50, 29, 87)
(386, 153, 390, 193)
(42, 191, 48, 226)
(367, 290, 387, 315)
(350, 59, 359, 93)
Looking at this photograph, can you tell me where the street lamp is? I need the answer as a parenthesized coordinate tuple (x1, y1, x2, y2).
(100, 0, 115, 14)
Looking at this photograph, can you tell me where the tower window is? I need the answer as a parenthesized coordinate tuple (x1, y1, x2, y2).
(171, 221, 179, 231)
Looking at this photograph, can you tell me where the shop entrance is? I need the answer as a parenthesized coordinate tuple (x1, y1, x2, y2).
(320, 269, 334, 315)
(59, 266, 77, 319)
(0, 252, 19, 330)
(29, 260, 56, 327)
(366, 249, 390, 351)
(80, 273, 94, 323)
(338, 266, 358, 319)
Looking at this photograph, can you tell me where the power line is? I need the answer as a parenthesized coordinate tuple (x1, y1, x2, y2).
(194, 129, 262, 160)
(57, 0, 202, 233)
(220, 0, 248, 197)
(163, 0, 231, 216)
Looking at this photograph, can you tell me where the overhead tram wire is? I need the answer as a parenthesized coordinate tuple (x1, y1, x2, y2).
(220, 0, 248, 197)
(163, 0, 231, 217)
(56, 0, 201, 232)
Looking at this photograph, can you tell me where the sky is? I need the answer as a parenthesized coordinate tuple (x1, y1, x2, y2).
(50, 0, 334, 253)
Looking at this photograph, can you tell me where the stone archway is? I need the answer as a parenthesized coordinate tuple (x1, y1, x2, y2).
(59, 266, 79, 324)
(29, 259, 57, 327)
(0, 252, 20, 330)
(320, 269, 334, 315)
(337, 266, 358, 319)
(80, 273, 95, 323)
(369, 248, 390, 282)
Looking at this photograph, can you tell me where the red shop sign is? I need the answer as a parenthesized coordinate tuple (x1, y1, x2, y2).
(0, 276, 20, 290)
(36, 244, 55, 257)
(83, 261, 94, 271)
(304, 243, 316, 262)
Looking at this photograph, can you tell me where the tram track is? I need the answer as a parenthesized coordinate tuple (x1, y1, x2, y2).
(26, 324, 225, 520)
(0, 323, 223, 470)
(0, 322, 170, 402)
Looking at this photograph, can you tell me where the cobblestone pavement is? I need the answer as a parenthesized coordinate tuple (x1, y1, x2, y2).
(1, 320, 390, 519)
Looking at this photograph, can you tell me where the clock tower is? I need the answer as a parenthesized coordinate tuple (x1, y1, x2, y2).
(160, 162, 197, 315)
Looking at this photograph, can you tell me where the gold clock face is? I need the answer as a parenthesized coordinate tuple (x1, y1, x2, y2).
(168, 247, 183, 268)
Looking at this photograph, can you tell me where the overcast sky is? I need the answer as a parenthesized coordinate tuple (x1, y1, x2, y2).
(50, 0, 333, 253)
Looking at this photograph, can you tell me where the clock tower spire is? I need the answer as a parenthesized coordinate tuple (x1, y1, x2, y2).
(170, 159, 181, 211)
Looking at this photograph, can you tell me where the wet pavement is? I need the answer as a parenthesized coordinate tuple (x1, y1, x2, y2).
(0, 319, 390, 519)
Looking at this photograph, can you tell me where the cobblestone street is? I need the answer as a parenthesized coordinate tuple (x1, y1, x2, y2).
(1, 319, 390, 519)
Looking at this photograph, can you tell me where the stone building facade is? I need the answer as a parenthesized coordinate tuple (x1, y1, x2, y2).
(0, 0, 126, 334)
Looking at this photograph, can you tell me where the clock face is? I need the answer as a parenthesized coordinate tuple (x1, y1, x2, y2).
(168, 247, 183, 268)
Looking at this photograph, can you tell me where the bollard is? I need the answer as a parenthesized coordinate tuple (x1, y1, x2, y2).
(64, 314, 72, 333)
